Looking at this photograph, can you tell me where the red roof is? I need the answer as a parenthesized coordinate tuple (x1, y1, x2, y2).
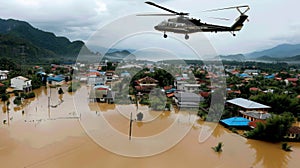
(0, 83, 4, 87)
(249, 87, 260, 91)
(228, 90, 241, 94)
(137, 76, 158, 83)
(287, 126, 300, 134)
(164, 85, 172, 90)
(167, 93, 175, 98)
(249, 120, 265, 128)
(286, 78, 298, 82)
(200, 92, 210, 98)
(86, 72, 101, 76)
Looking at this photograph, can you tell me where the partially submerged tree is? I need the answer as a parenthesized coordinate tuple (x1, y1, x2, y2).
(282, 142, 292, 152)
(212, 142, 223, 153)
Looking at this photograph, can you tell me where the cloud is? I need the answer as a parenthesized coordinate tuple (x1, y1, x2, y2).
(0, 0, 299, 55)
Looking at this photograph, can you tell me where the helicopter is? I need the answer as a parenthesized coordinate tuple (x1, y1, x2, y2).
(138, 1, 250, 39)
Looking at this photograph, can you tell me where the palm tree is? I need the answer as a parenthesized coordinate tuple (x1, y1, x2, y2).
(282, 142, 292, 152)
(212, 142, 223, 153)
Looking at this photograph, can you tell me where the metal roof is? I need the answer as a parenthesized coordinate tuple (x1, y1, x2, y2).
(227, 98, 271, 109)
(220, 117, 250, 127)
(240, 111, 272, 120)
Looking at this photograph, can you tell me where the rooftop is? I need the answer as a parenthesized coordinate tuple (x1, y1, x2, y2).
(287, 126, 300, 134)
(227, 98, 271, 109)
(220, 117, 250, 127)
(240, 111, 272, 120)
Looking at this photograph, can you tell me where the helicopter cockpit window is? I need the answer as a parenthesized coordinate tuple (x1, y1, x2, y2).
(159, 21, 168, 26)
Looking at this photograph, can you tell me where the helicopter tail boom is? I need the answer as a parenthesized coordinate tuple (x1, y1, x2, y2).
(230, 14, 248, 31)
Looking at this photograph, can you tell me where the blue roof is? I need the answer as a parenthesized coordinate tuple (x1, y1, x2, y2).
(47, 75, 64, 82)
(166, 88, 176, 93)
(220, 117, 250, 127)
(264, 74, 275, 79)
(238, 73, 251, 78)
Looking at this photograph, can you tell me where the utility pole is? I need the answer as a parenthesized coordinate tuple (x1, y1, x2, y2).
(48, 87, 51, 119)
(129, 112, 133, 140)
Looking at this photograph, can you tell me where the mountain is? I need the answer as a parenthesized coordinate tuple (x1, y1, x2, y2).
(256, 55, 300, 62)
(104, 50, 136, 61)
(246, 43, 300, 58)
(0, 33, 56, 63)
(0, 18, 92, 63)
(219, 54, 246, 61)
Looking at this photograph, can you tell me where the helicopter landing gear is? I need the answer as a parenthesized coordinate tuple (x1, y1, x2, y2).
(231, 31, 236, 36)
(163, 33, 167, 38)
(185, 34, 189, 40)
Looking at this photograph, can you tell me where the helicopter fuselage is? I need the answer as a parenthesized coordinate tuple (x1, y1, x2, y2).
(154, 15, 248, 39)
(141, 1, 250, 39)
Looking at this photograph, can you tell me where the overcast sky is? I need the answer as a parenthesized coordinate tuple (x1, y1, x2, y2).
(0, 0, 299, 55)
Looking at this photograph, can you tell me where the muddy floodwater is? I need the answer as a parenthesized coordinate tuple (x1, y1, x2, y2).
(1, 86, 300, 168)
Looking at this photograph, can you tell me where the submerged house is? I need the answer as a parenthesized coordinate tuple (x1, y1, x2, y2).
(227, 98, 271, 113)
(0, 70, 9, 80)
(174, 92, 203, 108)
(87, 71, 106, 86)
(10, 76, 32, 92)
(239, 111, 272, 121)
(134, 76, 158, 93)
(285, 126, 300, 140)
(47, 75, 65, 85)
(89, 85, 115, 103)
(227, 98, 272, 128)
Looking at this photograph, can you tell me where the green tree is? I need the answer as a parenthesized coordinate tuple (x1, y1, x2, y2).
(282, 142, 292, 152)
(212, 142, 223, 153)
(246, 112, 295, 142)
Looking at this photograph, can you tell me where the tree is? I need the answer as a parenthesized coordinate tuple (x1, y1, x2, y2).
(58, 88, 64, 94)
(282, 142, 292, 152)
(246, 112, 295, 142)
(212, 142, 223, 153)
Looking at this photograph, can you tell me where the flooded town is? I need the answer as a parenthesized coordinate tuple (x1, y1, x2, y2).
(1, 0, 300, 167)
(1, 59, 300, 168)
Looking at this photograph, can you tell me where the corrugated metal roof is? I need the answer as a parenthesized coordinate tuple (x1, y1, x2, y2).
(227, 98, 271, 109)
(240, 111, 271, 120)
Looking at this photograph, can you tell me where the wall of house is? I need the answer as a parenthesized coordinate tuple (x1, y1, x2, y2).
(11, 78, 32, 91)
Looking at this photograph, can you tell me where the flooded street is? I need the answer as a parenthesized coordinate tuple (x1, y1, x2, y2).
(1, 86, 300, 168)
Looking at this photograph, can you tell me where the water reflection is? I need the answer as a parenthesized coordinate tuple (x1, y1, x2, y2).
(247, 139, 291, 168)
(194, 119, 226, 138)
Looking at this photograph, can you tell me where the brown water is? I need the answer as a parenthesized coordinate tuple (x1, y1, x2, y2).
(1, 86, 300, 168)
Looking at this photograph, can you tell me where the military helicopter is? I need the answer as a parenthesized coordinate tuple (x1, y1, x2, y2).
(138, 1, 250, 39)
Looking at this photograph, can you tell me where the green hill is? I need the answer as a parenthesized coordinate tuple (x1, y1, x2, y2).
(0, 18, 92, 64)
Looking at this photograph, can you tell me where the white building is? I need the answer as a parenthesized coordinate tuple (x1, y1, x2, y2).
(182, 84, 201, 93)
(0, 70, 9, 80)
(10, 76, 32, 92)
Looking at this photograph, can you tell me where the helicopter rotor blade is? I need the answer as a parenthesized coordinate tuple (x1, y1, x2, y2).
(137, 13, 177, 16)
(203, 5, 249, 13)
(207, 17, 230, 21)
(145, 1, 189, 16)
